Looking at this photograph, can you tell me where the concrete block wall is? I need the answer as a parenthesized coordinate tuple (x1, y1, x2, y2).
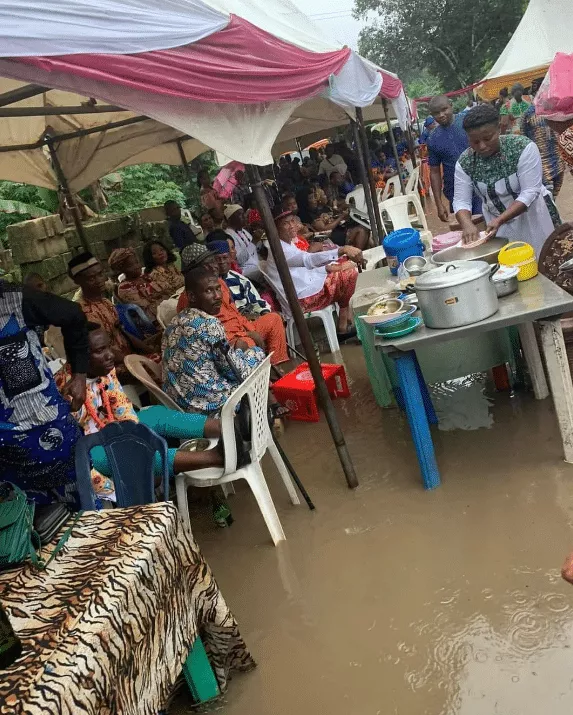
(6, 208, 173, 299)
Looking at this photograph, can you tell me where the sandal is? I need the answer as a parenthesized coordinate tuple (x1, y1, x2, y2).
(336, 326, 357, 342)
(270, 403, 290, 420)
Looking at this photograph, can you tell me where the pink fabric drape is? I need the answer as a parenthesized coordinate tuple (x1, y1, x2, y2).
(378, 71, 403, 100)
(15, 15, 352, 104)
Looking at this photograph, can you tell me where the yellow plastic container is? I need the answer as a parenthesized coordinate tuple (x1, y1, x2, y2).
(497, 241, 538, 281)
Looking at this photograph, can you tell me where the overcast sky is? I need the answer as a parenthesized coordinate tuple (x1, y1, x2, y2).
(288, 0, 368, 50)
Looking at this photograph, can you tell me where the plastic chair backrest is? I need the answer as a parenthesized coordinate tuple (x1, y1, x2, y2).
(157, 299, 178, 329)
(116, 303, 156, 340)
(380, 175, 402, 202)
(124, 354, 181, 411)
(380, 194, 428, 232)
(346, 185, 367, 215)
(362, 245, 387, 271)
(405, 166, 420, 195)
(219, 355, 272, 473)
(258, 262, 292, 320)
(74, 421, 169, 510)
(404, 159, 414, 175)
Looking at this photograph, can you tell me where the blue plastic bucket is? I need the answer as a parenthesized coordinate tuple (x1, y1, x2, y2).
(383, 228, 424, 275)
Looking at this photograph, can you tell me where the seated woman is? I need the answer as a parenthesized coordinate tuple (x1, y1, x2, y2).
(56, 323, 223, 500)
(142, 240, 184, 298)
(453, 103, 561, 255)
(268, 211, 363, 339)
(163, 262, 267, 416)
(110, 247, 164, 322)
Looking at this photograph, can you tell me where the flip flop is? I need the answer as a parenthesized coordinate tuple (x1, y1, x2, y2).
(336, 326, 357, 342)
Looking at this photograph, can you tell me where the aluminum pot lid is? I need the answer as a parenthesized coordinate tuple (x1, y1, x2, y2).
(491, 265, 519, 281)
(416, 260, 491, 290)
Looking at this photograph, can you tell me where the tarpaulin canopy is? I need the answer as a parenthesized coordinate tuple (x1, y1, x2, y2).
(479, 0, 573, 100)
(0, 0, 406, 171)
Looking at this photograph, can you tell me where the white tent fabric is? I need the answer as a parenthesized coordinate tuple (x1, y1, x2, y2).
(0, 0, 228, 56)
(481, 0, 573, 97)
(0, 0, 406, 182)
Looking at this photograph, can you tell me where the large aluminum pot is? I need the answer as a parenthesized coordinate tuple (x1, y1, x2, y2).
(432, 236, 508, 265)
(415, 260, 499, 329)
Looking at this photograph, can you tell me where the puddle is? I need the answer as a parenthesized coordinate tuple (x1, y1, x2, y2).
(430, 374, 495, 431)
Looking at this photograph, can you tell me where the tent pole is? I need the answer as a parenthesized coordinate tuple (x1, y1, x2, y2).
(354, 108, 385, 243)
(247, 164, 359, 490)
(295, 137, 304, 161)
(350, 118, 380, 245)
(176, 138, 194, 185)
(382, 98, 406, 194)
(45, 136, 89, 252)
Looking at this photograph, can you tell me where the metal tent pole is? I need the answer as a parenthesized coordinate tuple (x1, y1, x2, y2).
(45, 135, 89, 252)
(354, 108, 385, 243)
(176, 138, 194, 185)
(350, 118, 380, 245)
(382, 98, 406, 194)
(247, 164, 359, 489)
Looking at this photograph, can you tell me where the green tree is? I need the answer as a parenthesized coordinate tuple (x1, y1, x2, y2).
(355, 0, 526, 90)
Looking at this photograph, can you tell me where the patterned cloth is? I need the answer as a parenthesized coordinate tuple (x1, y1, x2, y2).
(0, 503, 255, 714)
(148, 263, 184, 297)
(456, 135, 560, 257)
(224, 270, 270, 317)
(299, 267, 358, 312)
(521, 104, 566, 193)
(500, 97, 531, 134)
(117, 274, 164, 321)
(162, 308, 264, 415)
(0, 285, 82, 504)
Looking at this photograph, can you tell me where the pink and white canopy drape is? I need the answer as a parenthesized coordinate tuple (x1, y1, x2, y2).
(0, 0, 406, 164)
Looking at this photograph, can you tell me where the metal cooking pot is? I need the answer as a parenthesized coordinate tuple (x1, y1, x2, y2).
(415, 260, 499, 329)
(491, 265, 519, 297)
(432, 236, 508, 265)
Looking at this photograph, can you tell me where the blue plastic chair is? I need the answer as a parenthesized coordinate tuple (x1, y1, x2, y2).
(116, 303, 157, 341)
(74, 421, 169, 510)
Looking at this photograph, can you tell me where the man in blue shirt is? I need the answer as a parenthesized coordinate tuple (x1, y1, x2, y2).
(427, 95, 481, 222)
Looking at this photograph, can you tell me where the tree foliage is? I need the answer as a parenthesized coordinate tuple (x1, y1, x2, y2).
(355, 0, 527, 90)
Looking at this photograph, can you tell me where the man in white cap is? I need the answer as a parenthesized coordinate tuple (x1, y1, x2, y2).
(224, 204, 261, 282)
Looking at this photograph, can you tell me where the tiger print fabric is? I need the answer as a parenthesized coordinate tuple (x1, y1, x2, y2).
(0, 503, 255, 714)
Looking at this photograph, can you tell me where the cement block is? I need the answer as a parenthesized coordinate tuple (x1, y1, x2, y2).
(141, 220, 169, 242)
(139, 206, 166, 223)
(43, 234, 68, 260)
(49, 274, 77, 296)
(90, 241, 108, 260)
(64, 228, 82, 250)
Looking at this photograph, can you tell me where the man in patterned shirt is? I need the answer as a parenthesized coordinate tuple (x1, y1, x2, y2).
(163, 262, 265, 416)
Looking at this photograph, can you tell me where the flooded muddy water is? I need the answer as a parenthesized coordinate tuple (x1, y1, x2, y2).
(179, 342, 573, 715)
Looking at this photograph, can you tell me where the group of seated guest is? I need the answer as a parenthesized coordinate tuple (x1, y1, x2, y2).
(176, 244, 288, 368)
(68, 252, 161, 381)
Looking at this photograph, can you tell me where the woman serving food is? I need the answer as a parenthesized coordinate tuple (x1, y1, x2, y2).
(453, 104, 560, 256)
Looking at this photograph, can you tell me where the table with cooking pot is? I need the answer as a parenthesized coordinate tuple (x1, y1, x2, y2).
(352, 239, 573, 490)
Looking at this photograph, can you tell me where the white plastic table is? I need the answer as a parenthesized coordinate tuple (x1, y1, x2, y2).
(372, 273, 573, 488)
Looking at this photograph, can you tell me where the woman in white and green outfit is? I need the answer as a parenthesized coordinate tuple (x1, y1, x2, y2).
(453, 103, 560, 257)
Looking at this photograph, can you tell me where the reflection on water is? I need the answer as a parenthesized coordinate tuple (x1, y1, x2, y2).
(430, 374, 494, 432)
(174, 345, 573, 715)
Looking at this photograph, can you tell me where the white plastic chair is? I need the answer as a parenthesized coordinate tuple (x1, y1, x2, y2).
(379, 193, 433, 249)
(124, 354, 235, 499)
(362, 245, 387, 271)
(404, 159, 414, 175)
(259, 262, 340, 354)
(379, 175, 403, 202)
(157, 298, 178, 330)
(405, 165, 420, 195)
(175, 356, 300, 546)
(346, 185, 367, 215)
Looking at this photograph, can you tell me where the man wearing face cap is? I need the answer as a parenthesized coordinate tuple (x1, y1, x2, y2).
(224, 204, 261, 282)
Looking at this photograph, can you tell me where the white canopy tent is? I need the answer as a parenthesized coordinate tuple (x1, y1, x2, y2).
(480, 0, 573, 99)
(0, 0, 407, 192)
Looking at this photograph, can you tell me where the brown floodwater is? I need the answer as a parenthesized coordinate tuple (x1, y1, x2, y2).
(178, 339, 573, 715)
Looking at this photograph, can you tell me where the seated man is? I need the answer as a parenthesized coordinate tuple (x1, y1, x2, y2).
(224, 204, 261, 282)
(56, 323, 223, 499)
(163, 262, 265, 416)
(206, 235, 271, 318)
(268, 211, 362, 339)
(177, 243, 288, 366)
(68, 252, 159, 381)
(164, 200, 197, 250)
